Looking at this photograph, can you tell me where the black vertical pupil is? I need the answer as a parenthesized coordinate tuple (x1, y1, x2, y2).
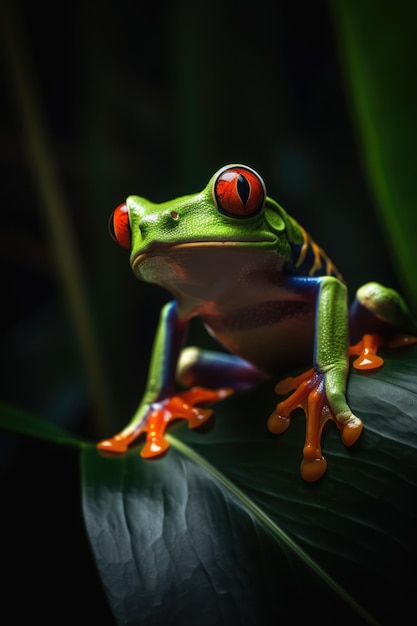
(236, 174, 250, 204)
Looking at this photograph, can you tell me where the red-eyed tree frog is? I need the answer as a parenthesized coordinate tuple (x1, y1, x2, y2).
(98, 164, 417, 481)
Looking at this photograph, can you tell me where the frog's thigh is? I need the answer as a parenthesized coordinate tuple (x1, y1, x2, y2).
(177, 347, 269, 390)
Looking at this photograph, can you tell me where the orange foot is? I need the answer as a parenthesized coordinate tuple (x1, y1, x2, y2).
(267, 331, 417, 482)
(267, 369, 363, 483)
(97, 387, 233, 458)
(349, 332, 417, 370)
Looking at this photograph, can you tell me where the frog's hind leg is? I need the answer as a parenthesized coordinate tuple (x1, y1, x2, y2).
(97, 387, 233, 458)
(97, 302, 239, 459)
(349, 282, 417, 371)
(97, 350, 263, 459)
(97, 350, 245, 458)
(103, 348, 267, 457)
(177, 346, 269, 390)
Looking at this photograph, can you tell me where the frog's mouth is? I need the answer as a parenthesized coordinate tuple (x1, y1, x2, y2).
(131, 240, 273, 274)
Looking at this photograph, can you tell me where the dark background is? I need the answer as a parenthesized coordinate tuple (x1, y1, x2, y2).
(0, 1, 406, 623)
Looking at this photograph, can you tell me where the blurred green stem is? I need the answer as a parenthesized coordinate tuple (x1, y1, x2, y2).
(1, 2, 113, 435)
(331, 1, 417, 312)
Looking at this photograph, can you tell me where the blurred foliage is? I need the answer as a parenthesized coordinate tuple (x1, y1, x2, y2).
(331, 0, 417, 312)
(1, 0, 417, 623)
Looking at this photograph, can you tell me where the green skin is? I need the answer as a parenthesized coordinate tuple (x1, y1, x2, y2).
(100, 164, 416, 478)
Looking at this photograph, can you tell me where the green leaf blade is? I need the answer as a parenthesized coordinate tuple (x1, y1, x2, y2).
(82, 446, 377, 625)
(0, 403, 88, 448)
(3, 350, 415, 625)
(81, 347, 417, 625)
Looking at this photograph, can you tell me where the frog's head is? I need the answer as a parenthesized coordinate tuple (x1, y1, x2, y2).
(109, 165, 289, 280)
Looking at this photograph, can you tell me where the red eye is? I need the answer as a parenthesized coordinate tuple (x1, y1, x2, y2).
(109, 203, 131, 249)
(213, 166, 266, 218)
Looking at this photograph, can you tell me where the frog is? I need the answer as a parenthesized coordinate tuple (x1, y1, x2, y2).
(97, 164, 417, 481)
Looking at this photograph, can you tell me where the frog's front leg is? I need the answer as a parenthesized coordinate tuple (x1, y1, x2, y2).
(268, 276, 363, 482)
(97, 301, 232, 458)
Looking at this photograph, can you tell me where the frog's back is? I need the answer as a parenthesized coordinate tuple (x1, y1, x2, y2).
(265, 197, 343, 282)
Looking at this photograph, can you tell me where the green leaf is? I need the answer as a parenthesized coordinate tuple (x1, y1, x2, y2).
(81, 345, 417, 625)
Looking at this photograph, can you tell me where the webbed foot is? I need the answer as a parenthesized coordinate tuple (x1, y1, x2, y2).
(97, 387, 233, 457)
(349, 332, 417, 370)
(268, 369, 363, 482)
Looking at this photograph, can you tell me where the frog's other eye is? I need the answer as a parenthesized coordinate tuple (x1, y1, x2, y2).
(213, 165, 266, 218)
(109, 203, 131, 249)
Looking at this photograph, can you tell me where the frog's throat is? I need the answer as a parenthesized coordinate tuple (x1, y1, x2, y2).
(131, 240, 275, 273)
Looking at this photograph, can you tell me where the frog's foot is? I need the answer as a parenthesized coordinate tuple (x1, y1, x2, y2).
(349, 332, 417, 371)
(97, 387, 233, 458)
(267, 369, 363, 482)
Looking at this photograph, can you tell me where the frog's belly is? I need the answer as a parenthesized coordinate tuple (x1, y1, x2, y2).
(202, 300, 315, 376)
